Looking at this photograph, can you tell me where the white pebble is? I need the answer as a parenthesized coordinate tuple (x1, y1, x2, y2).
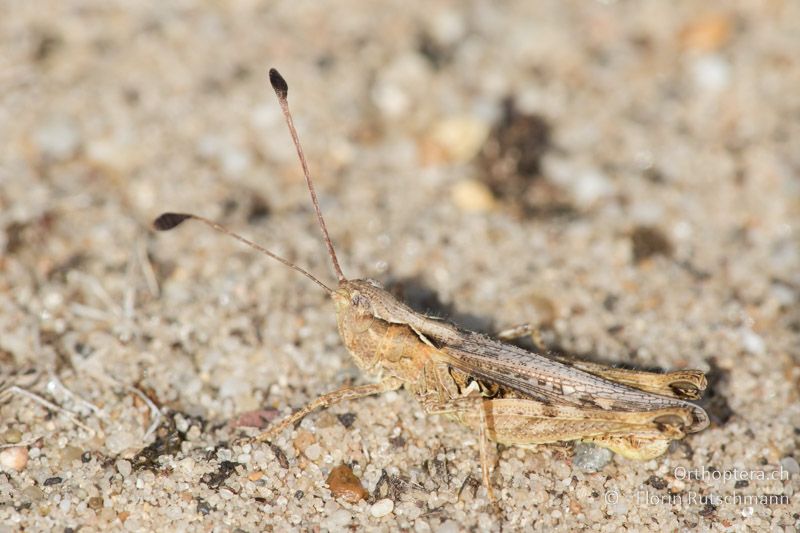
(572, 169, 613, 207)
(429, 10, 465, 45)
(572, 442, 612, 472)
(43, 291, 64, 310)
(59, 496, 71, 513)
(221, 146, 251, 177)
(692, 55, 730, 92)
(34, 119, 81, 160)
(0, 447, 29, 471)
(741, 330, 765, 355)
(174, 414, 189, 433)
(322, 509, 352, 528)
(370, 498, 394, 518)
(106, 432, 138, 455)
(116, 459, 132, 477)
(451, 180, 495, 213)
(780, 456, 799, 475)
(430, 116, 489, 163)
(304, 443, 321, 461)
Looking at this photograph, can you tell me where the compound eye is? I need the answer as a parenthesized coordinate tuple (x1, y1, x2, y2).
(350, 292, 370, 310)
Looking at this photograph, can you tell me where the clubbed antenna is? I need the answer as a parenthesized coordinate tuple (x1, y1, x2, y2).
(152, 212, 333, 294)
(268, 68, 346, 283)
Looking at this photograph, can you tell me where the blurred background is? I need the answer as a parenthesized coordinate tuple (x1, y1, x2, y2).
(1, 1, 798, 530)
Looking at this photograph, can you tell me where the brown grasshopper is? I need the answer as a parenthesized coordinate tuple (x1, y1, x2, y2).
(153, 68, 709, 501)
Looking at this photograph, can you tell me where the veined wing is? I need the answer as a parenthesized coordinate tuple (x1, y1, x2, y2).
(429, 330, 709, 432)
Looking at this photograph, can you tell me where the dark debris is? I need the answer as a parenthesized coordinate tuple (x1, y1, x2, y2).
(195, 498, 212, 516)
(646, 475, 668, 490)
(201, 460, 240, 490)
(270, 443, 290, 470)
(372, 469, 409, 502)
(477, 99, 572, 217)
(631, 225, 674, 263)
(133, 411, 201, 472)
(336, 412, 357, 429)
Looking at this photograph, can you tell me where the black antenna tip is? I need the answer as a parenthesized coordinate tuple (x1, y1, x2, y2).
(269, 68, 288, 99)
(153, 213, 192, 231)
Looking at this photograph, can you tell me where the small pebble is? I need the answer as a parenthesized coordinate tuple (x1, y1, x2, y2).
(60, 446, 83, 465)
(691, 55, 730, 92)
(303, 443, 321, 461)
(59, 496, 71, 513)
(779, 456, 799, 475)
(680, 13, 732, 52)
(427, 116, 489, 164)
(572, 443, 613, 472)
(3, 429, 22, 444)
(571, 169, 613, 207)
(326, 464, 368, 503)
(175, 414, 189, 433)
(370, 498, 394, 518)
(185, 425, 201, 441)
(22, 486, 44, 501)
(116, 459, 132, 477)
(292, 429, 315, 455)
(88, 497, 103, 510)
(33, 118, 81, 160)
(322, 509, 352, 529)
(741, 330, 765, 355)
(428, 10, 465, 45)
(451, 180, 496, 213)
(0, 446, 29, 471)
(106, 432, 138, 455)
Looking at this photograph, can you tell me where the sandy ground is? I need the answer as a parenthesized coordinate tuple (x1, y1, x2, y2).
(1, 1, 799, 531)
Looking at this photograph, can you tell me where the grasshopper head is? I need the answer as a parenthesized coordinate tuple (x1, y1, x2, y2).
(330, 279, 420, 376)
(331, 278, 415, 320)
(330, 279, 387, 373)
(331, 279, 385, 320)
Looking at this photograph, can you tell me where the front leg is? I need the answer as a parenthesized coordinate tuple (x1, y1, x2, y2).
(246, 378, 402, 443)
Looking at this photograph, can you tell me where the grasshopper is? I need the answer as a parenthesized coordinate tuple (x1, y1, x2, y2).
(154, 68, 709, 501)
